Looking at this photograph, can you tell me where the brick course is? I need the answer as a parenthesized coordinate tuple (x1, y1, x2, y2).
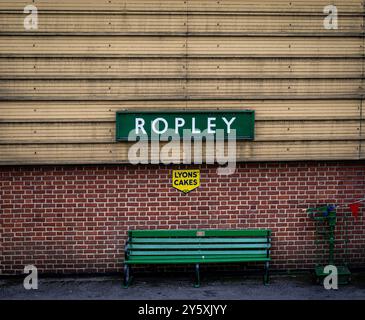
(0, 161, 364, 275)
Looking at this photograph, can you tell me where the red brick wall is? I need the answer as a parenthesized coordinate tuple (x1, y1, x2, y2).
(1, 161, 364, 275)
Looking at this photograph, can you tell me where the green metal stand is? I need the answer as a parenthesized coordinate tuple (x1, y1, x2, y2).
(314, 265, 351, 285)
(307, 205, 351, 285)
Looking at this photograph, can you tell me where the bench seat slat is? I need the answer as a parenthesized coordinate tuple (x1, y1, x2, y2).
(128, 254, 268, 260)
(126, 256, 270, 264)
(129, 243, 270, 249)
(130, 249, 267, 256)
(131, 238, 268, 244)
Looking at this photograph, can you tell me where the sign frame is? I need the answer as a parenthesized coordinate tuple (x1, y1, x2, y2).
(172, 169, 200, 194)
(116, 109, 255, 141)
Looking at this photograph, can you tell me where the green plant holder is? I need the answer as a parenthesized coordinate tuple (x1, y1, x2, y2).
(307, 205, 351, 285)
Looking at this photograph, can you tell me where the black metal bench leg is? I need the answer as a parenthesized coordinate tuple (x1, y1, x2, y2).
(264, 262, 269, 285)
(123, 264, 132, 288)
(194, 264, 201, 288)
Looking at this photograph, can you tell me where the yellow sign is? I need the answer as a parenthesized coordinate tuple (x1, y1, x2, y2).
(172, 170, 200, 194)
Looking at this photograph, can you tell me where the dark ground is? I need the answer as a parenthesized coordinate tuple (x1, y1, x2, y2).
(0, 272, 364, 300)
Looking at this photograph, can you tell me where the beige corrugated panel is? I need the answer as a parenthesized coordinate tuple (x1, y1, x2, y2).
(185, 79, 363, 99)
(0, 37, 362, 57)
(0, 36, 186, 57)
(0, 122, 116, 143)
(0, 121, 363, 144)
(0, 58, 186, 79)
(0, 13, 363, 34)
(235, 141, 361, 161)
(186, 15, 364, 34)
(0, 1, 364, 164)
(0, 0, 363, 13)
(0, 100, 362, 122)
(0, 13, 187, 34)
(0, 141, 360, 165)
(0, 58, 363, 79)
(187, 37, 364, 57)
(255, 120, 364, 141)
(0, 143, 130, 164)
(187, 59, 365, 79)
(0, 79, 362, 99)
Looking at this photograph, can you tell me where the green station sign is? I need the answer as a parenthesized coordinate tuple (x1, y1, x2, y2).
(116, 110, 255, 141)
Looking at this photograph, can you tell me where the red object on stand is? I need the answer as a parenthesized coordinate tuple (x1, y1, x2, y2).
(349, 203, 361, 220)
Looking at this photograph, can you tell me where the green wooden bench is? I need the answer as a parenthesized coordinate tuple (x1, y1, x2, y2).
(123, 229, 271, 288)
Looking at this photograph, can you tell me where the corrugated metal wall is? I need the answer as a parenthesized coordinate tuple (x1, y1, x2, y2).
(0, 0, 364, 164)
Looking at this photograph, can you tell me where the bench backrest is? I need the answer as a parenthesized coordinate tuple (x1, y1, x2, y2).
(126, 229, 271, 262)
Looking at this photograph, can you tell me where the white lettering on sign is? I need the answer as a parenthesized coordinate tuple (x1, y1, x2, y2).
(133, 117, 237, 135)
(191, 118, 201, 134)
(135, 118, 146, 134)
(152, 118, 168, 134)
(175, 117, 185, 134)
(222, 117, 236, 134)
(207, 117, 216, 134)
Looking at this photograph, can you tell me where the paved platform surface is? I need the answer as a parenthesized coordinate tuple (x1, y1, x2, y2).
(1, 273, 364, 300)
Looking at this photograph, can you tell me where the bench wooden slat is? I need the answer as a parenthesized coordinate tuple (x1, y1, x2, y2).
(128, 254, 269, 260)
(131, 237, 268, 243)
(126, 256, 270, 264)
(130, 250, 268, 256)
(129, 243, 270, 249)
